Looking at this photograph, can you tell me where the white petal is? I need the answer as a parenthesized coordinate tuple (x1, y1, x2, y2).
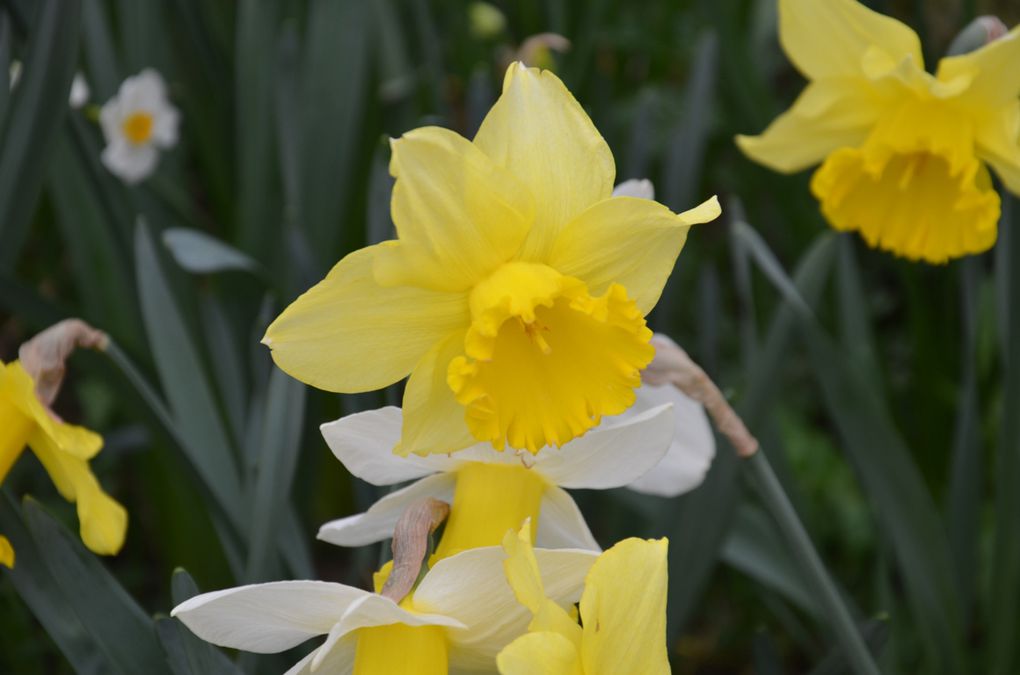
(99, 97, 124, 144)
(535, 485, 600, 550)
(624, 384, 716, 497)
(320, 407, 453, 485)
(316, 472, 456, 547)
(530, 401, 675, 489)
(153, 105, 180, 147)
(611, 178, 655, 200)
(69, 73, 89, 108)
(170, 581, 368, 653)
(413, 544, 597, 670)
(120, 68, 169, 110)
(313, 594, 464, 670)
(101, 140, 159, 184)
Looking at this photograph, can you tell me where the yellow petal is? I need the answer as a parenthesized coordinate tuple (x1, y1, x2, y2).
(474, 63, 615, 262)
(0, 534, 14, 568)
(27, 429, 127, 555)
(937, 26, 1020, 108)
(736, 80, 881, 174)
(548, 195, 720, 315)
(779, 0, 923, 81)
(263, 245, 468, 393)
(497, 632, 583, 675)
(0, 399, 31, 483)
(377, 126, 535, 292)
(975, 104, 1020, 195)
(579, 538, 669, 675)
(398, 331, 477, 456)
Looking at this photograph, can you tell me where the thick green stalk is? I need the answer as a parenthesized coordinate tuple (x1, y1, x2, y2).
(747, 450, 881, 675)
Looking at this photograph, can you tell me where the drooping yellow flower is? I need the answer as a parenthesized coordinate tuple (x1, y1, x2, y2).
(737, 0, 1020, 263)
(497, 523, 670, 674)
(264, 62, 720, 456)
(0, 359, 127, 566)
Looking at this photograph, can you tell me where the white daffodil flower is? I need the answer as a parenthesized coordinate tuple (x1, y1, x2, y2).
(99, 69, 179, 184)
(172, 543, 597, 674)
(318, 380, 713, 556)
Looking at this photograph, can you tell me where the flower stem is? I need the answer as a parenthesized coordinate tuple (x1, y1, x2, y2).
(747, 449, 882, 675)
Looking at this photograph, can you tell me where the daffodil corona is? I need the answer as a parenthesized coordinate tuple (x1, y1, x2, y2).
(497, 524, 670, 674)
(0, 360, 126, 566)
(737, 0, 1020, 263)
(264, 62, 720, 456)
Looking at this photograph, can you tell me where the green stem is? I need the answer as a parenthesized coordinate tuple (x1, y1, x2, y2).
(747, 450, 882, 675)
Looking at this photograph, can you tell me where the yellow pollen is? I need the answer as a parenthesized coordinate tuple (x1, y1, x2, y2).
(520, 318, 552, 355)
(121, 112, 154, 145)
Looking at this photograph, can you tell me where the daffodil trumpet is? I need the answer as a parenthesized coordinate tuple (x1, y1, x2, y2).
(264, 62, 720, 457)
(317, 372, 715, 560)
(737, 0, 1020, 263)
(0, 320, 127, 567)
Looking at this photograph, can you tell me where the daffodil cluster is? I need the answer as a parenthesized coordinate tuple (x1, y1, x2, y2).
(175, 62, 722, 673)
(738, 0, 1020, 263)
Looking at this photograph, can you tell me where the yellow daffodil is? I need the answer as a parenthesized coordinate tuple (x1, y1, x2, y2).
(173, 541, 596, 674)
(317, 375, 714, 559)
(497, 523, 670, 674)
(737, 0, 1020, 263)
(264, 61, 720, 457)
(0, 360, 126, 566)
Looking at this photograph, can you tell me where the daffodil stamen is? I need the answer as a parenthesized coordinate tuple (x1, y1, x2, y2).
(121, 111, 154, 145)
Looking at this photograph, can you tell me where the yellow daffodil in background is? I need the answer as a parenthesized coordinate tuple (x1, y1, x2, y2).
(497, 523, 670, 674)
(0, 360, 126, 567)
(173, 541, 596, 674)
(264, 61, 720, 457)
(737, 0, 1020, 263)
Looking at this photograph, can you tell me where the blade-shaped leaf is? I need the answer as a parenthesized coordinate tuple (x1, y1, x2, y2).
(134, 220, 245, 528)
(22, 498, 173, 675)
(0, 0, 82, 269)
(157, 569, 244, 675)
(162, 228, 259, 274)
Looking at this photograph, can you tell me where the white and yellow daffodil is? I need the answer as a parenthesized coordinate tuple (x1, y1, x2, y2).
(317, 379, 713, 559)
(172, 542, 597, 674)
(0, 359, 126, 567)
(99, 68, 179, 184)
(263, 61, 720, 457)
(497, 524, 670, 674)
(737, 0, 1020, 263)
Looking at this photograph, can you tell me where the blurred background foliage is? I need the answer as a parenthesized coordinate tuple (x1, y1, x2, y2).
(1, 0, 1019, 673)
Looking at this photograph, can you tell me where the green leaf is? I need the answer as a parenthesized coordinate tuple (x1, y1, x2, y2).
(80, 0, 120, 101)
(245, 367, 306, 582)
(22, 497, 174, 675)
(0, 12, 11, 126)
(991, 195, 1020, 673)
(0, 0, 82, 269)
(734, 226, 963, 673)
(235, 0, 282, 262)
(299, 0, 372, 261)
(721, 504, 823, 618)
(162, 228, 259, 274)
(807, 618, 891, 675)
(0, 492, 111, 674)
(134, 220, 245, 528)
